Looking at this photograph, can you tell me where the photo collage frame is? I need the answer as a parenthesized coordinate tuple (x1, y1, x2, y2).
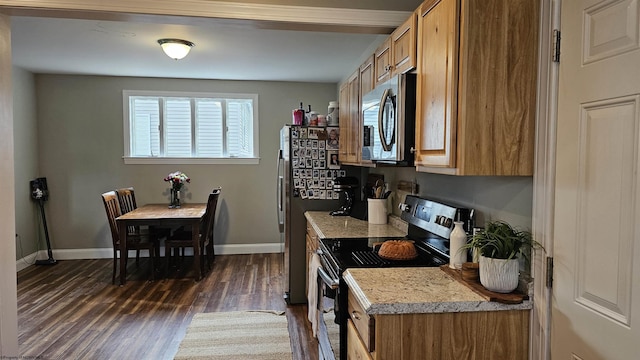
(291, 126, 345, 200)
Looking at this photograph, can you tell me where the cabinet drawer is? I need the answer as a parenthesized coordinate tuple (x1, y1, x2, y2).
(347, 319, 373, 360)
(348, 290, 375, 352)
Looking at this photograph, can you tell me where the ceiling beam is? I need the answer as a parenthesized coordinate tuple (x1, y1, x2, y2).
(0, 0, 412, 34)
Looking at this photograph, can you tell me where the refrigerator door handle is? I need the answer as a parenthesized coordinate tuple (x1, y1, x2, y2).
(277, 149, 285, 233)
(277, 149, 283, 212)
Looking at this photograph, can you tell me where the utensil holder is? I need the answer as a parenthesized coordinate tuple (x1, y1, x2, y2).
(368, 199, 388, 224)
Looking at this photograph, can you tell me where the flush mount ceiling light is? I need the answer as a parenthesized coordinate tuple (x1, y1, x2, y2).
(157, 38, 195, 60)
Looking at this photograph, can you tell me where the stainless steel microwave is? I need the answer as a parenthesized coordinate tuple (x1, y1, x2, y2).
(361, 73, 416, 164)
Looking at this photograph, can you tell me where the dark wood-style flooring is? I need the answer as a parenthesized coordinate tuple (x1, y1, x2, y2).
(17, 254, 319, 360)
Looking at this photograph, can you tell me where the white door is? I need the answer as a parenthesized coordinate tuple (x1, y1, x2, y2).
(553, 0, 640, 359)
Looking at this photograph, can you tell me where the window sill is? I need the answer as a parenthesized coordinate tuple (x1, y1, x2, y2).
(123, 157, 260, 165)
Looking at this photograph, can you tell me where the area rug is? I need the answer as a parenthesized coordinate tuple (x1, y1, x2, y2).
(174, 310, 292, 360)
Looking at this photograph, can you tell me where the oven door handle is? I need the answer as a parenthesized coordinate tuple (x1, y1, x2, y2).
(317, 267, 339, 289)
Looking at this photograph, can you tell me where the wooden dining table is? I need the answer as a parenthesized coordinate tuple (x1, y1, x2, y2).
(115, 203, 207, 285)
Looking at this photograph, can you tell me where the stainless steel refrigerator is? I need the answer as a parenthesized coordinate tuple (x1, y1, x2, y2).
(277, 125, 343, 304)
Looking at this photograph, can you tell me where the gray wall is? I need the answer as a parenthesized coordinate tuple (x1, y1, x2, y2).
(372, 167, 533, 230)
(12, 67, 40, 261)
(34, 74, 337, 252)
(16, 71, 534, 256)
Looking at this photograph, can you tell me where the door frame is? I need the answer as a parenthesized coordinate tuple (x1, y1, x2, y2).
(531, 0, 560, 359)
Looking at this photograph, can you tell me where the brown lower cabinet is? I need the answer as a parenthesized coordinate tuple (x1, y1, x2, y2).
(347, 289, 530, 360)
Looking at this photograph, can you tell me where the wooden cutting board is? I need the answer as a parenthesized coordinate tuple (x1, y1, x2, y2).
(440, 265, 529, 304)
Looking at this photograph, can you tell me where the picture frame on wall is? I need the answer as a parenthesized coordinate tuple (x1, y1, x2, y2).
(328, 150, 340, 169)
(326, 127, 339, 150)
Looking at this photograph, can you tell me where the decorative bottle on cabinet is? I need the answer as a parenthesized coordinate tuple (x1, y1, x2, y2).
(449, 221, 467, 269)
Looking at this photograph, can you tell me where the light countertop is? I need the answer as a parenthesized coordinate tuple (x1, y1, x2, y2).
(306, 211, 532, 315)
(343, 267, 533, 315)
(305, 211, 407, 239)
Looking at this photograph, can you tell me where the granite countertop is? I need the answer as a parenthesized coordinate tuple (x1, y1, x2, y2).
(343, 267, 533, 315)
(305, 211, 407, 239)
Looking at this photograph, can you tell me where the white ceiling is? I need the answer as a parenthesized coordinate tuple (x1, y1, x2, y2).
(10, 15, 388, 83)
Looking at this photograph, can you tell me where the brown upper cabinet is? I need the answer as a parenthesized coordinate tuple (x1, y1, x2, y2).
(374, 13, 418, 88)
(338, 56, 378, 167)
(339, 70, 361, 165)
(414, 0, 539, 175)
(360, 55, 375, 97)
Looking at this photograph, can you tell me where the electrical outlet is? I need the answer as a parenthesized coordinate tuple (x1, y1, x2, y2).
(397, 181, 418, 194)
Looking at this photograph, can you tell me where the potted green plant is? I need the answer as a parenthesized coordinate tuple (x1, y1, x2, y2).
(461, 220, 543, 293)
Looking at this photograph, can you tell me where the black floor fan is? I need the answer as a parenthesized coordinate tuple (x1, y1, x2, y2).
(31, 177, 57, 266)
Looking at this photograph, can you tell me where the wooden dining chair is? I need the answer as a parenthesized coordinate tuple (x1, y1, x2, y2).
(115, 187, 139, 235)
(101, 190, 159, 284)
(165, 188, 221, 277)
(115, 187, 170, 259)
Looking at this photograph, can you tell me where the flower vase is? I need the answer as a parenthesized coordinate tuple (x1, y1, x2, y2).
(169, 188, 181, 208)
(174, 189, 181, 208)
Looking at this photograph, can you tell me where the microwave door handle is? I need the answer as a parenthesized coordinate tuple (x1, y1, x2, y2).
(378, 88, 394, 151)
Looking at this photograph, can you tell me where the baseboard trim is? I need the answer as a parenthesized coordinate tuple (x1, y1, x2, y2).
(16, 243, 283, 272)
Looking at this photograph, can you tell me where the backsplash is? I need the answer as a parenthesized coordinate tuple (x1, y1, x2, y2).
(371, 167, 534, 230)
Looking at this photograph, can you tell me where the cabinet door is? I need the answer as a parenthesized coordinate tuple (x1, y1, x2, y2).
(338, 82, 350, 162)
(344, 70, 361, 164)
(391, 12, 417, 75)
(305, 224, 319, 297)
(359, 55, 375, 96)
(414, 0, 459, 168)
(347, 319, 372, 360)
(374, 38, 391, 88)
(305, 232, 312, 296)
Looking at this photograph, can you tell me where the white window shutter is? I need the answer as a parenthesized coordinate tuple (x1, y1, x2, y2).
(195, 99, 224, 157)
(126, 92, 256, 160)
(131, 98, 160, 156)
(227, 99, 253, 157)
(165, 99, 192, 157)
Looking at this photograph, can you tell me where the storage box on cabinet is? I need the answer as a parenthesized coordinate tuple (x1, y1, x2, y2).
(414, 0, 539, 175)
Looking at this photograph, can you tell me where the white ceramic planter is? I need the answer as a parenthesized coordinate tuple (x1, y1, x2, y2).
(479, 256, 520, 293)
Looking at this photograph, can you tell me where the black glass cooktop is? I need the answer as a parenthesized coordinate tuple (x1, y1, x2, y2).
(321, 236, 448, 271)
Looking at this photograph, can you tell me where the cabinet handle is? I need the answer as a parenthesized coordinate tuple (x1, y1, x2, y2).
(410, 147, 416, 154)
(351, 310, 361, 320)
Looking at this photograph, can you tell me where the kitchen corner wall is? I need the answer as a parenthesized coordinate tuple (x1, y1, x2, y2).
(13, 67, 40, 261)
(31, 74, 336, 253)
(372, 167, 533, 230)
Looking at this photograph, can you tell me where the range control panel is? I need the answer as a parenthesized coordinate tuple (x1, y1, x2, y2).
(399, 195, 460, 239)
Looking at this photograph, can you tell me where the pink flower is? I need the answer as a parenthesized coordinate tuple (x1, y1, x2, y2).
(164, 171, 190, 189)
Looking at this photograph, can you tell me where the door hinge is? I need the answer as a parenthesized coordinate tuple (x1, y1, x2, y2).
(546, 256, 554, 288)
(552, 29, 561, 63)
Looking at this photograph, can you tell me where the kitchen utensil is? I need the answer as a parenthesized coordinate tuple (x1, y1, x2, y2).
(374, 179, 385, 198)
(382, 191, 392, 199)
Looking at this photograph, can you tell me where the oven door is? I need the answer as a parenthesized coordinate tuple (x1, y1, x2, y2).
(317, 254, 341, 360)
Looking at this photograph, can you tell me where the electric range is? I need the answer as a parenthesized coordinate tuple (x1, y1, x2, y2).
(316, 195, 474, 360)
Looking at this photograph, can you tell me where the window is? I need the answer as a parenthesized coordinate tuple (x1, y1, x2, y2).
(123, 90, 259, 164)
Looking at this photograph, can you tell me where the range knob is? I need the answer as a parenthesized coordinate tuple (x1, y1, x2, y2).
(398, 203, 411, 213)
